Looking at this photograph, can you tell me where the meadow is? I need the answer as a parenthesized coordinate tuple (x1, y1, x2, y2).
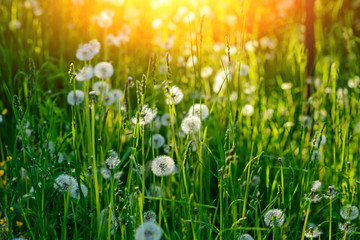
(0, 0, 359, 239)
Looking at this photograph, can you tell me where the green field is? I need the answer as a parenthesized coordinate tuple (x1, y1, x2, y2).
(0, 0, 359, 239)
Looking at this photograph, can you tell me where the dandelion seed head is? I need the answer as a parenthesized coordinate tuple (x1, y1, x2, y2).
(54, 174, 78, 194)
(149, 134, 165, 149)
(281, 82, 292, 90)
(104, 92, 115, 106)
(242, 104, 254, 116)
(312, 180, 322, 192)
(76, 40, 100, 61)
(311, 150, 321, 161)
(72, 184, 88, 199)
(161, 113, 174, 126)
(151, 155, 175, 176)
(165, 86, 184, 105)
(181, 116, 201, 133)
(131, 105, 158, 125)
(201, 66, 213, 78)
(238, 233, 254, 240)
(264, 209, 285, 227)
(105, 156, 121, 170)
(67, 90, 85, 106)
(188, 104, 209, 120)
(75, 66, 93, 82)
(100, 207, 118, 235)
(134, 222, 162, 240)
(304, 193, 322, 203)
(304, 226, 322, 238)
(323, 186, 339, 199)
(313, 133, 326, 147)
(338, 222, 357, 234)
(251, 175, 260, 186)
(340, 205, 359, 220)
(299, 115, 312, 127)
(239, 63, 250, 76)
(143, 210, 156, 222)
(111, 89, 123, 102)
(93, 81, 111, 96)
(94, 62, 114, 79)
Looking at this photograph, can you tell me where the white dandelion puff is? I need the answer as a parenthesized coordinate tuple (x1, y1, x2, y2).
(93, 81, 111, 96)
(101, 168, 123, 179)
(76, 40, 100, 61)
(131, 105, 158, 125)
(311, 180, 322, 192)
(151, 155, 175, 176)
(160, 113, 174, 126)
(340, 205, 359, 220)
(75, 66, 93, 82)
(104, 92, 115, 106)
(72, 184, 88, 199)
(105, 156, 121, 170)
(323, 186, 339, 199)
(299, 115, 312, 127)
(54, 174, 78, 196)
(313, 133, 326, 147)
(111, 89, 123, 102)
(188, 104, 209, 120)
(143, 210, 157, 222)
(304, 226, 323, 238)
(311, 150, 321, 161)
(67, 90, 85, 106)
(281, 82, 292, 90)
(149, 134, 165, 149)
(239, 63, 250, 76)
(251, 175, 260, 187)
(94, 62, 114, 79)
(238, 233, 254, 240)
(134, 222, 162, 240)
(242, 104, 254, 116)
(304, 194, 322, 203)
(264, 209, 285, 227)
(338, 222, 357, 234)
(165, 85, 184, 105)
(201, 66, 213, 78)
(181, 116, 201, 134)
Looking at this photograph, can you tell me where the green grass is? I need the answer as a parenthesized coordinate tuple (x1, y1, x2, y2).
(0, 0, 360, 239)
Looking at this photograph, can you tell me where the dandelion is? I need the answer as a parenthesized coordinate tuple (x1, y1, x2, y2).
(304, 193, 322, 203)
(165, 86, 184, 105)
(143, 210, 156, 222)
(67, 90, 85, 106)
(323, 186, 339, 199)
(181, 116, 201, 133)
(149, 134, 165, 149)
(230, 91, 238, 102)
(313, 133, 326, 147)
(264, 209, 285, 227)
(201, 66, 213, 78)
(93, 81, 111, 96)
(151, 155, 175, 176)
(311, 180, 322, 192)
(213, 70, 226, 93)
(147, 184, 164, 198)
(251, 175, 260, 187)
(242, 104, 254, 116)
(188, 104, 209, 120)
(281, 82, 292, 90)
(264, 108, 274, 120)
(72, 184, 88, 199)
(94, 62, 114, 79)
(134, 222, 162, 240)
(93, 9, 114, 28)
(239, 63, 250, 76)
(75, 66, 93, 82)
(101, 168, 123, 179)
(76, 40, 100, 61)
(111, 89, 123, 102)
(311, 150, 321, 161)
(105, 155, 121, 170)
(104, 92, 115, 106)
(131, 105, 158, 125)
(299, 115, 312, 127)
(100, 206, 118, 235)
(304, 226, 323, 238)
(340, 205, 359, 220)
(238, 233, 254, 240)
(338, 222, 357, 234)
(54, 174, 78, 198)
(161, 113, 174, 126)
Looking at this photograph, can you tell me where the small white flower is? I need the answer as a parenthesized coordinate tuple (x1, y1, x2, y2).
(93, 81, 111, 96)
(143, 210, 157, 222)
(160, 113, 174, 126)
(94, 62, 114, 79)
(238, 233, 254, 240)
(149, 134, 165, 149)
(239, 63, 250, 76)
(311, 150, 321, 161)
(151, 155, 175, 176)
(188, 104, 209, 120)
(264, 209, 285, 227)
(75, 66, 93, 82)
(340, 205, 359, 220)
(131, 105, 158, 125)
(67, 90, 85, 106)
(165, 85, 184, 105)
(242, 104, 254, 116)
(281, 82, 292, 90)
(134, 222, 162, 240)
(181, 116, 201, 133)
